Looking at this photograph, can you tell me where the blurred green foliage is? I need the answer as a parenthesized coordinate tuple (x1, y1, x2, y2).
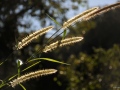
(61, 45, 120, 90)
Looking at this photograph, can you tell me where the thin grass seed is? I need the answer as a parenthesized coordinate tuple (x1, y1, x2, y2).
(16, 26, 54, 50)
(84, 2, 120, 21)
(10, 69, 57, 87)
(43, 37, 83, 53)
(62, 7, 99, 29)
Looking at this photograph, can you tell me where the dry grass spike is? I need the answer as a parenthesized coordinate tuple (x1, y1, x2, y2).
(16, 26, 54, 50)
(43, 36, 83, 53)
(84, 2, 120, 21)
(10, 69, 57, 87)
(62, 7, 99, 29)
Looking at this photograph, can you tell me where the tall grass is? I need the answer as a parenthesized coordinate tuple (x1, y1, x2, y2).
(0, 2, 120, 90)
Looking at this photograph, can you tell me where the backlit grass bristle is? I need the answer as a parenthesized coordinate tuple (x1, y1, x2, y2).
(10, 69, 57, 87)
(62, 7, 99, 29)
(84, 2, 120, 21)
(43, 36, 83, 53)
(16, 26, 53, 50)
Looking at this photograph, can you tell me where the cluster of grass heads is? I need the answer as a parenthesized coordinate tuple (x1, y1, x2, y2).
(0, 2, 120, 90)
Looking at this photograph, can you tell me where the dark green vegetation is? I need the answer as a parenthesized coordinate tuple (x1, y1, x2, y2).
(0, 0, 120, 90)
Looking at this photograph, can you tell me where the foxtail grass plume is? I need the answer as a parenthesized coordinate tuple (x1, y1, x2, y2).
(10, 69, 57, 87)
(84, 2, 120, 21)
(16, 26, 53, 50)
(43, 36, 83, 53)
(62, 7, 99, 29)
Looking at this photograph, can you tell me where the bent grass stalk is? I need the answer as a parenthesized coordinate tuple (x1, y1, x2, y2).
(43, 36, 83, 53)
(62, 7, 99, 29)
(10, 69, 57, 87)
(84, 2, 120, 21)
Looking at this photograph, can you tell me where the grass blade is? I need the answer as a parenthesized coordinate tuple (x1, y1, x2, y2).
(22, 61, 41, 72)
(19, 84, 26, 90)
(62, 29, 67, 39)
(46, 14, 61, 26)
(28, 58, 70, 65)
(17, 60, 20, 77)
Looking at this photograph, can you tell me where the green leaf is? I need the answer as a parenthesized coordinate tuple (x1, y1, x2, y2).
(28, 58, 70, 65)
(46, 14, 61, 26)
(0, 81, 6, 89)
(22, 61, 41, 72)
(19, 84, 26, 90)
(8, 74, 17, 81)
(17, 60, 20, 77)
(62, 29, 67, 39)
